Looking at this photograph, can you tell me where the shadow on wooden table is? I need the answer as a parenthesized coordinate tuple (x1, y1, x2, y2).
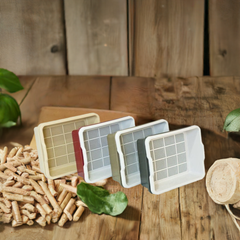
(118, 206, 140, 221)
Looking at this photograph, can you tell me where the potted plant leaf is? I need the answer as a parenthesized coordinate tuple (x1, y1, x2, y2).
(223, 108, 240, 141)
(0, 68, 24, 135)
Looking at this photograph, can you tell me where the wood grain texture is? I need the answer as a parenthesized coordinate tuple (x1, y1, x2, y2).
(111, 77, 154, 118)
(111, 76, 240, 134)
(180, 179, 239, 240)
(140, 189, 181, 240)
(0, 0, 66, 75)
(64, 0, 128, 76)
(20, 76, 111, 124)
(180, 180, 211, 240)
(209, 0, 240, 76)
(0, 76, 110, 149)
(133, 0, 204, 77)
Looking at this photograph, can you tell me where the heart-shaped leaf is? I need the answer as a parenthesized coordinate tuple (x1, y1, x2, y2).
(0, 94, 21, 128)
(0, 68, 24, 93)
(77, 182, 128, 216)
(223, 108, 240, 132)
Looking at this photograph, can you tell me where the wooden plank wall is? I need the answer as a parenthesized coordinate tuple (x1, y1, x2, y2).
(132, 0, 204, 77)
(0, 0, 204, 77)
(64, 0, 128, 76)
(0, 0, 66, 75)
(209, 0, 240, 76)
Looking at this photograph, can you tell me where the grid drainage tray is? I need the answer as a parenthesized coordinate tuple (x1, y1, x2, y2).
(34, 113, 100, 179)
(137, 126, 205, 194)
(107, 119, 169, 188)
(72, 116, 135, 183)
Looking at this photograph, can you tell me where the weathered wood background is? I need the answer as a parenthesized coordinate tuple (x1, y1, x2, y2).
(1, 0, 238, 77)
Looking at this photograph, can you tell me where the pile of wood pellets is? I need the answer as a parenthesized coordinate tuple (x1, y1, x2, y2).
(0, 144, 107, 227)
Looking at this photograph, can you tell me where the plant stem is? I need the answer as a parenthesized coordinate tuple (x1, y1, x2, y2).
(19, 111, 22, 126)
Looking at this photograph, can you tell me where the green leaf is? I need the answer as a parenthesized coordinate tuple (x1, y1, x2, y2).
(77, 182, 128, 216)
(223, 108, 240, 132)
(0, 68, 24, 93)
(0, 121, 16, 128)
(0, 94, 21, 128)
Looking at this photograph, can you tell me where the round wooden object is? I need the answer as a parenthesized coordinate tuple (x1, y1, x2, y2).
(206, 158, 240, 205)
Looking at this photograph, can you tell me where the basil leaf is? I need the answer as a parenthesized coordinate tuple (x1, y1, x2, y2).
(77, 182, 128, 216)
(0, 94, 21, 128)
(223, 108, 240, 132)
(0, 68, 24, 93)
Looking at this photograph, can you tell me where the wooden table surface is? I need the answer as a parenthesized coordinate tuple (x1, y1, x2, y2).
(0, 76, 240, 240)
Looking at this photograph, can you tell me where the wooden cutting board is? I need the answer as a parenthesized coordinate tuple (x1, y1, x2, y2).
(30, 106, 139, 149)
(0, 107, 142, 240)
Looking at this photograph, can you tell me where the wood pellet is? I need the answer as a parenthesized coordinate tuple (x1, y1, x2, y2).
(0, 145, 107, 227)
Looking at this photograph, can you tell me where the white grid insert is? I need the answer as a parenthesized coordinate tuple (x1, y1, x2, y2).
(120, 127, 154, 181)
(43, 119, 89, 170)
(149, 133, 188, 182)
(83, 123, 120, 172)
